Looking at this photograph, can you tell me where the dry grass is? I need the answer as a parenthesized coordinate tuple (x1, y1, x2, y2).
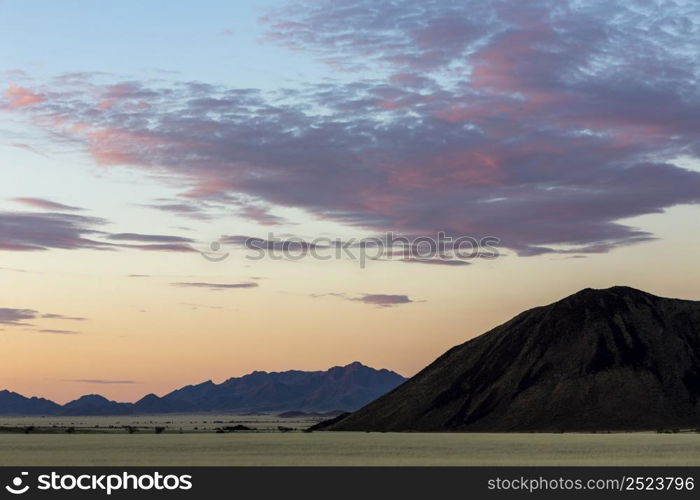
(2, 432, 700, 466)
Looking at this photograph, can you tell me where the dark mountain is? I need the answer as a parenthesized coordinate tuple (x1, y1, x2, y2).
(133, 393, 197, 414)
(61, 394, 133, 416)
(330, 287, 700, 432)
(0, 390, 62, 415)
(151, 361, 406, 412)
(0, 362, 406, 415)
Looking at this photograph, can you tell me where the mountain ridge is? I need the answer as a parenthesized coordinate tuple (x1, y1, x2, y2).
(0, 362, 406, 416)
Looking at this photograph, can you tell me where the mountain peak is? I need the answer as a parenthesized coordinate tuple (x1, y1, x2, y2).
(67, 394, 112, 405)
(332, 286, 700, 432)
(566, 285, 657, 301)
(545, 286, 666, 316)
(338, 361, 367, 371)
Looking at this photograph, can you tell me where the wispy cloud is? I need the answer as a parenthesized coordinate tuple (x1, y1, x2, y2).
(0, 308, 86, 329)
(41, 313, 86, 321)
(36, 329, 80, 335)
(144, 202, 213, 220)
(314, 292, 416, 308)
(111, 243, 197, 253)
(107, 233, 195, 244)
(171, 282, 259, 291)
(0, 211, 199, 254)
(3, 83, 44, 107)
(401, 258, 471, 266)
(12, 197, 83, 211)
(0, 211, 108, 251)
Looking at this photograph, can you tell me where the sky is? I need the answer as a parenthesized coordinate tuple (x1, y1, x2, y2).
(1, 0, 699, 404)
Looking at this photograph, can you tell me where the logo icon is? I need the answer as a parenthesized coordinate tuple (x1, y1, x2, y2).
(200, 240, 229, 262)
(5, 472, 29, 495)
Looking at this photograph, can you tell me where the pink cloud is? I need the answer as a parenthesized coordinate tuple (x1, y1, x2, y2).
(4, 0, 700, 258)
(4, 83, 45, 108)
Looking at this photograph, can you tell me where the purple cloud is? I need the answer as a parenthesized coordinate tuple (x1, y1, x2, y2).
(107, 233, 195, 244)
(111, 243, 197, 253)
(315, 292, 416, 307)
(0, 211, 108, 251)
(0, 211, 197, 253)
(357, 294, 414, 307)
(0, 308, 86, 331)
(401, 258, 471, 266)
(143, 201, 213, 220)
(0, 308, 37, 326)
(4, 0, 700, 256)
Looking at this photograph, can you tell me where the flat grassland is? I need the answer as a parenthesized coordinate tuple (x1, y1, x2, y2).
(2, 433, 700, 466)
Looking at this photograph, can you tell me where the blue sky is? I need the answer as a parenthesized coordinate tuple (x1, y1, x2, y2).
(0, 0, 333, 88)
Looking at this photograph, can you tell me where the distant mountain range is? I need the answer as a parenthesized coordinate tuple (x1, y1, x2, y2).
(0, 362, 406, 416)
(330, 287, 700, 432)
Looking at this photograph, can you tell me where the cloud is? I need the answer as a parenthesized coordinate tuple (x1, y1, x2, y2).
(9, 142, 48, 157)
(0, 211, 199, 254)
(0, 267, 27, 273)
(315, 292, 416, 307)
(143, 202, 213, 220)
(0, 308, 85, 330)
(401, 258, 471, 266)
(0, 308, 37, 326)
(69, 379, 139, 384)
(236, 204, 289, 226)
(111, 243, 197, 253)
(41, 313, 86, 321)
(222, 235, 329, 251)
(357, 294, 414, 307)
(12, 197, 83, 211)
(107, 233, 195, 244)
(5, 1, 700, 256)
(36, 329, 80, 335)
(0, 211, 108, 251)
(3, 83, 44, 107)
(171, 282, 259, 290)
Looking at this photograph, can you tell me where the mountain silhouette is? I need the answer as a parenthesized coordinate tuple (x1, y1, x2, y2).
(61, 394, 134, 416)
(0, 390, 61, 415)
(138, 361, 404, 413)
(330, 287, 700, 431)
(0, 362, 405, 415)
